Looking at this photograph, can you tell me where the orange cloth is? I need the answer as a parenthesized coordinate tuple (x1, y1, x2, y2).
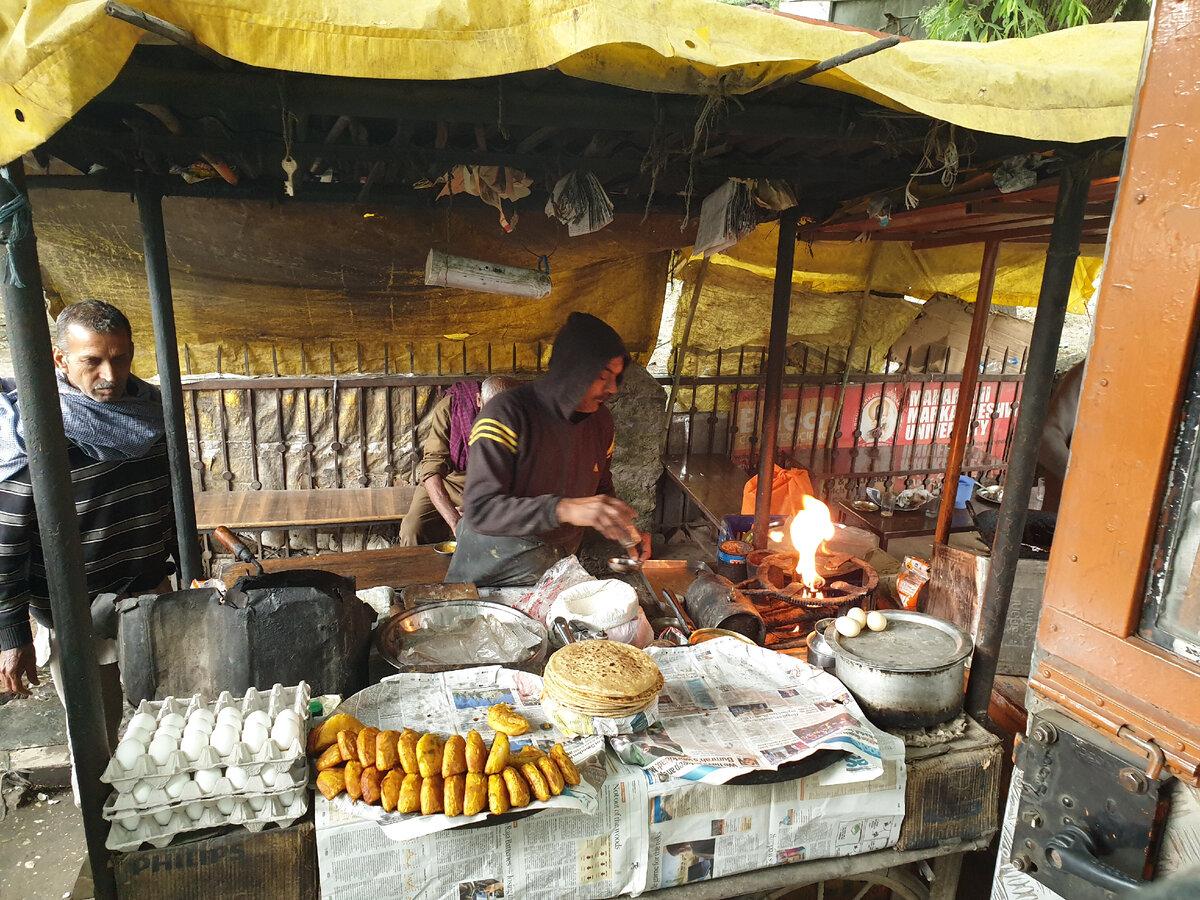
(740, 465, 815, 516)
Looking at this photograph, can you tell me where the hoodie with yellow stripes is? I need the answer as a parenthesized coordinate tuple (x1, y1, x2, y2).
(456, 312, 630, 558)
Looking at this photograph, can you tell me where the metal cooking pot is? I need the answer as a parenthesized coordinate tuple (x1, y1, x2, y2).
(376, 600, 549, 674)
(826, 610, 972, 729)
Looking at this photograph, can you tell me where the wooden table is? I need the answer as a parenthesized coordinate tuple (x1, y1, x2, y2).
(837, 500, 976, 551)
(195, 486, 415, 532)
(221, 544, 448, 588)
(661, 454, 749, 529)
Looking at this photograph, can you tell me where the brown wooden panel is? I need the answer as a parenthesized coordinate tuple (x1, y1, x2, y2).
(221, 545, 449, 590)
(195, 486, 415, 531)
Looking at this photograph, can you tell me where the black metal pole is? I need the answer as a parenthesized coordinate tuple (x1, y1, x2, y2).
(753, 208, 799, 550)
(0, 160, 117, 898)
(135, 176, 202, 583)
(965, 161, 1094, 722)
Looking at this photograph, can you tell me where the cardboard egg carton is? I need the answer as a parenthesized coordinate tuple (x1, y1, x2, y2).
(104, 785, 309, 851)
(101, 682, 311, 794)
(102, 760, 308, 820)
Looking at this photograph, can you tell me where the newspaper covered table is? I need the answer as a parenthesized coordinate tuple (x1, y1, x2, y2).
(315, 640, 907, 898)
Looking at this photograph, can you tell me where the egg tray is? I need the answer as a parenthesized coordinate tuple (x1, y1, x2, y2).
(101, 682, 311, 794)
(102, 760, 308, 820)
(104, 785, 309, 852)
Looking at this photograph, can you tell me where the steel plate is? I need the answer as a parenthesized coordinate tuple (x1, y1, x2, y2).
(825, 609, 971, 672)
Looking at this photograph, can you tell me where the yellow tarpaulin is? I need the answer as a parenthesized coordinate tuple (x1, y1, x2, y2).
(2, 1, 1147, 166)
(681, 223, 1103, 314)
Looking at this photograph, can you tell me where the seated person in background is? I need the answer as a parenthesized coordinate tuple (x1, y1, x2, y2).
(446, 312, 651, 586)
(399, 376, 518, 546)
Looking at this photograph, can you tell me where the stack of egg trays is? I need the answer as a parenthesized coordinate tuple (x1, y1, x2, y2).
(100, 682, 311, 851)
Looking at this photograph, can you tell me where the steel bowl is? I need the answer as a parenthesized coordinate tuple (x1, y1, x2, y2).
(376, 599, 548, 674)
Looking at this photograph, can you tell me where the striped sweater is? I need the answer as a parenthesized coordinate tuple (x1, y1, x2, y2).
(0, 440, 176, 651)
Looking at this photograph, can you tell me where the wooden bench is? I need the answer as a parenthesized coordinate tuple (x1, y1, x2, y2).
(194, 486, 415, 532)
(220, 544, 449, 589)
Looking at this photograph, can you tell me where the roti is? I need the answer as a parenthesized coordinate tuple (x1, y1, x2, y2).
(541, 642, 663, 717)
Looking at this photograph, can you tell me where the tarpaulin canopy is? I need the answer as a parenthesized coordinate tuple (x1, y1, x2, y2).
(2, 2, 1147, 166)
(28, 189, 678, 377)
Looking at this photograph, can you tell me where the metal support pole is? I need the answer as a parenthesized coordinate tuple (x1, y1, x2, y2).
(753, 209, 799, 550)
(136, 176, 202, 583)
(935, 239, 1000, 543)
(965, 162, 1093, 722)
(0, 160, 116, 898)
(661, 257, 711, 456)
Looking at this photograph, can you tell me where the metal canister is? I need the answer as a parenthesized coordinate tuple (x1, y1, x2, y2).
(683, 571, 766, 644)
(715, 540, 751, 583)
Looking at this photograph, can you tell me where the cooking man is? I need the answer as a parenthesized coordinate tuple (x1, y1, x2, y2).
(446, 312, 650, 586)
(399, 375, 518, 546)
(0, 301, 176, 755)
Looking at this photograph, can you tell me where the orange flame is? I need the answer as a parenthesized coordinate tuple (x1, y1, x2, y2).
(789, 496, 834, 588)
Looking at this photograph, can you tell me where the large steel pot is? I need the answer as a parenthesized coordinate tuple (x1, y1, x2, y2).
(826, 610, 972, 729)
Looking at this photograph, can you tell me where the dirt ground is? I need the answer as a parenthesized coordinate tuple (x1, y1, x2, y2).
(0, 789, 86, 900)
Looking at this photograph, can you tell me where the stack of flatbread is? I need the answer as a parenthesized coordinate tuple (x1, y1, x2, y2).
(542, 641, 664, 718)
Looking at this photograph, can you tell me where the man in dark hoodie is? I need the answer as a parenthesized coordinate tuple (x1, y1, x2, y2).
(446, 313, 650, 586)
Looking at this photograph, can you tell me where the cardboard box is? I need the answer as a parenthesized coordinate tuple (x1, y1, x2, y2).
(113, 819, 317, 900)
(896, 715, 1002, 851)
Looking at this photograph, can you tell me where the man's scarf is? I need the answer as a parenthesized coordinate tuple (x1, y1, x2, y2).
(446, 381, 481, 473)
(0, 372, 166, 481)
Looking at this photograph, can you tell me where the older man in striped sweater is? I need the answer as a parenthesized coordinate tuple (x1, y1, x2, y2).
(0, 300, 176, 751)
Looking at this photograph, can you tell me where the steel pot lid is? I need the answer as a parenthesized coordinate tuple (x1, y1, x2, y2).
(825, 609, 972, 672)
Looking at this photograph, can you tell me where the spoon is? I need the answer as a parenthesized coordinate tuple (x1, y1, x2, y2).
(607, 555, 660, 614)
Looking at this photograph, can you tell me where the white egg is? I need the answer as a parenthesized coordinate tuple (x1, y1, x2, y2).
(160, 713, 185, 730)
(153, 808, 173, 826)
(225, 766, 249, 790)
(259, 766, 278, 787)
(118, 812, 141, 831)
(183, 720, 213, 738)
(132, 780, 153, 803)
(216, 797, 235, 815)
(847, 607, 868, 626)
(279, 790, 296, 807)
(123, 723, 151, 744)
(247, 795, 265, 812)
(180, 732, 207, 763)
(216, 707, 243, 726)
(866, 611, 888, 632)
(273, 709, 300, 727)
(165, 773, 191, 799)
(271, 719, 299, 752)
(834, 615, 863, 638)
(153, 726, 181, 745)
(148, 735, 176, 766)
(130, 712, 157, 733)
(240, 723, 268, 754)
(210, 724, 238, 757)
(114, 739, 144, 770)
(185, 802, 205, 821)
(188, 708, 215, 727)
(244, 710, 271, 730)
(194, 768, 221, 794)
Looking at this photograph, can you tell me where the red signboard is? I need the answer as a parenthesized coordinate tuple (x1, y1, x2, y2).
(730, 380, 1019, 466)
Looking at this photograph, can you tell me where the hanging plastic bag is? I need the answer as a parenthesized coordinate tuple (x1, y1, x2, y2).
(740, 465, 815, 516)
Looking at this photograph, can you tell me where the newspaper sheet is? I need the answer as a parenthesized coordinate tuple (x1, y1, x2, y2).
(611, 637, 886, 785)
(644, 730, 906, 891)
(333, 667, 603, 840)
(316, 750, 650, 900)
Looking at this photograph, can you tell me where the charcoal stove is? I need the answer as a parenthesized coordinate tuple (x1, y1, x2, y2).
(739, 551, 879, 655)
